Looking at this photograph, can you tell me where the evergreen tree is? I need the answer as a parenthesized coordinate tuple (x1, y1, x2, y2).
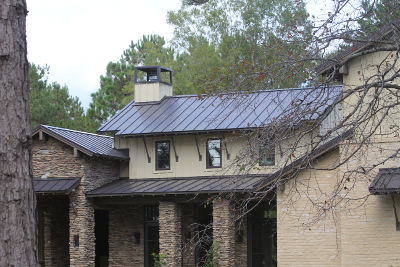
(358, 0, 400, 36)
(87, 34, 175, 129)
(167, 0, 314, 94)
(29, 63, 89, 131)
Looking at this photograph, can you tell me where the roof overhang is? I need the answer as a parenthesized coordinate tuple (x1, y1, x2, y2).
(86, 175, 267, 197)
(369, 168, 400, 194)
(34, 177, 81, 195)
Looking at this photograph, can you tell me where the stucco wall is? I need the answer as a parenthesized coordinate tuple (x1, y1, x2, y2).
(115, 130, 323, 180)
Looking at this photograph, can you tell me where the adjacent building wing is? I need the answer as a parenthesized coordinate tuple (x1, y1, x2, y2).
(32, 125, 129, 160)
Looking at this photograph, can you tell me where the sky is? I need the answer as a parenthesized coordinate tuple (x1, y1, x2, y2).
(26, 0, 182, 109)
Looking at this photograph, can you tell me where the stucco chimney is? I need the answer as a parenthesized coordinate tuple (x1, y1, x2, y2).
(134, 65, 173, 103)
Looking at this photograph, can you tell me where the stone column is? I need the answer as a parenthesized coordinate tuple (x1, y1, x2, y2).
(213, 199, 235, 267)
(69, 186, 95, 267)
(159, 202, 182, 267)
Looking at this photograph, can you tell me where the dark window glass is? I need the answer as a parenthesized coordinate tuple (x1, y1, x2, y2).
(248, 202, 277, 267)
(144, 206, 159, 267)
(259, 142, 275, 166)
(195, 204, 213, 266)
(156, 141, 170, 170)
(145, 206, 159, 222)
(206, 139, 221, 168)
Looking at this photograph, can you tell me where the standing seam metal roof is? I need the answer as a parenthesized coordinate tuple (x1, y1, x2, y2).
(31, 125, 129, 160)
(98, 86, 343, 136)
(34, 177, 81, 194)
(369, 168, 400, 194)
(86, 175, 267, 196)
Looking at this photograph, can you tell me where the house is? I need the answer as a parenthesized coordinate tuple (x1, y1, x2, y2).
(32, 23, 400, 267)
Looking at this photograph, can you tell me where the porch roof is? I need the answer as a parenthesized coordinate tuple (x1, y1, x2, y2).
(369, 168, 400, 194)
(34, 177, 81, 194)
(86, 175, 267, 197)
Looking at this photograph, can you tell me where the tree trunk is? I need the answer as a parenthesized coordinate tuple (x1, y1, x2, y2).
(0, 0, 39, 266)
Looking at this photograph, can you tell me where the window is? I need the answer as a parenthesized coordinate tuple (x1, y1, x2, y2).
(248, 202, 277, 267)
(259, 142, 275, 166)
(144, 206, 159, 267)
(155, 141, 170, 170)
(206, 139, 222, 168)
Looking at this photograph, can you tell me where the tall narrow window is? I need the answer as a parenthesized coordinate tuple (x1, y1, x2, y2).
(206, 139, 221, 168)
(248, 202, 277, 267)
(145, 206, 159, 267)
(259, 142, 275, 166)
(156, 141, 170, 170)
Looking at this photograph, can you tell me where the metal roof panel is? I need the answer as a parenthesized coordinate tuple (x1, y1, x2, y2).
(97, 86, 343, 136)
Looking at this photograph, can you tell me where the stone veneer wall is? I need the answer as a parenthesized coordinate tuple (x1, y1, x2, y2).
(159, 202, 182, 267)
(36, 195, 69, 267)
(213, 199, 235, 267)
(108, 205, 144, 266)
(33, 136, 121, 267)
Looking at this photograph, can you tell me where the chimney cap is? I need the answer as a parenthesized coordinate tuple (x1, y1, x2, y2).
(134, 65, 172, 85)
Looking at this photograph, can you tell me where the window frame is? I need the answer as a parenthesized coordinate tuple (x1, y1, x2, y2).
(206, 138, 222, 168)
(155, 140, 171, 170)
(259, 140, 275, 166)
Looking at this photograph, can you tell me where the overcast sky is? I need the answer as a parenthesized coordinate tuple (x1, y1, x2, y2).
(26, 0, 182, 109)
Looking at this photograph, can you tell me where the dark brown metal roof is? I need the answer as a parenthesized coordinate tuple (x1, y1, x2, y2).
(86, 175, 266, 197)
(369, 168, 400, 194)
(316, 19, 400, 75)
(97, 86, 342, 137)
(32, 125, 129, 161)
(34, 177, 81, 194)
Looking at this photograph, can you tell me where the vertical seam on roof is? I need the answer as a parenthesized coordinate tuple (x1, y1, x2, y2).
(98, 99, 136, 132)
(222, 92, 261, 129)
(122, 98, 175, 135)
(141, 97, 181, 133)
(174, 97, 212, 132)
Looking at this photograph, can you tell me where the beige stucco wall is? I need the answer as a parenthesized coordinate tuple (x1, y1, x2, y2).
(342, 50, 400, 136)
(114, 130, 325, 179)
(135, 82, 173, 103)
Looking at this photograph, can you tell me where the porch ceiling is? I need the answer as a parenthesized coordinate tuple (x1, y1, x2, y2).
(34, 177, 81, 194)
(85, 175, 267, 197)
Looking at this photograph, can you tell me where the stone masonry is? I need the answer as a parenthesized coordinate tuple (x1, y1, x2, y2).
(33, 135, 121, 267)
(36, 195, 69, 267)
(213, 199, 235, 267)
(108, 205, 145, 267)
(159, 202, 183, 267)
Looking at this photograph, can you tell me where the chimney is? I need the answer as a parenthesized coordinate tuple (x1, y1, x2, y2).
(134, 65, 173, 103)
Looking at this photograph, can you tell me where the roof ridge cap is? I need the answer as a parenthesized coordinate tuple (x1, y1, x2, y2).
(43, 125, 113, 139)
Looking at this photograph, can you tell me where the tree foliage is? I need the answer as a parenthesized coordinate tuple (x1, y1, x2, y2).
(29, 63, 89, 131)
(167, 0, 314, 94)
(87, 34, 175, 130)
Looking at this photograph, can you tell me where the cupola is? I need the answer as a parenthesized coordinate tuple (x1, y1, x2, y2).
(134, 65, 173, 103)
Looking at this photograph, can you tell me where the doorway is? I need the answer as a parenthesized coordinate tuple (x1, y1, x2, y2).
(95, 210, 109, 267)
(247, 202, 277, 267)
